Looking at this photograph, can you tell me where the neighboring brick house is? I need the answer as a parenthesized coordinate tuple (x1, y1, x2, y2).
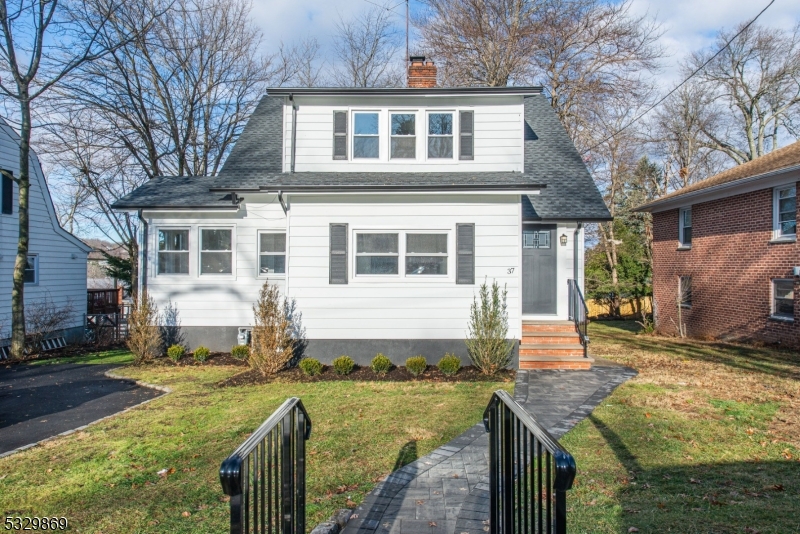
(638, 141, 799, 348)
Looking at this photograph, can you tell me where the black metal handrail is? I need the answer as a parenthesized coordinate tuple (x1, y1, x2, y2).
(220, 397, 312, 534)
(567, 279, 589, 358)
(484, 390, 576, 534)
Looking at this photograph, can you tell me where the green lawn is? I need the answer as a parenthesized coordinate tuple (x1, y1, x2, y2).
(0, 359, 511, 532)
(562, 321, 800, 533)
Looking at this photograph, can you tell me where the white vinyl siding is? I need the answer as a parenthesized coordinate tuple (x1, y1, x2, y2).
(284, 95, 524, 172)
(0, 120, 89, 340)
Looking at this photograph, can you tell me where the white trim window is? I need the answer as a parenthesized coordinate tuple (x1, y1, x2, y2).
(773, 185, 796, 238)
(390, 113, 416, 159)
(772, 279, 794, 320)
(200, 228, 233, 275)
(406, 233, 448, 275)
(24, 254, 38, 285)
(355, 233, 399, 275)
(259, 232, 286, 276)
(157, 228, 190, 275)
(679, 207, 692, 246)
(353, 112, 379, 159)
(428, 112, 454, 159)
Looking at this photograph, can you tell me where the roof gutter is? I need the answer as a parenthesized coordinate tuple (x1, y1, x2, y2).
(137, 209, 147, 295)
(267, 86, 543, 97)
(637, 163, 800, 212)
(210, 183, 547, 193)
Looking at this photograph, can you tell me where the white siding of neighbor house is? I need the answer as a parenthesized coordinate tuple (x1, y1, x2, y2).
(283, 95, 524, 173)
(0, 120, 90, 340)
(141, 194, 527, 340)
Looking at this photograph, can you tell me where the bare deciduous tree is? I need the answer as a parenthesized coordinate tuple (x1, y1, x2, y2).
(688, 23, 800, 164)
(332, 6, 403, 87)
(416, 0, 542, 87)
(0, 0, 141, 358)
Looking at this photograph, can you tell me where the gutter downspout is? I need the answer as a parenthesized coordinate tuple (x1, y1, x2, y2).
(137, 209, 148, 296)
(573, 222, 582, 290)
(290, 94, 297, 174)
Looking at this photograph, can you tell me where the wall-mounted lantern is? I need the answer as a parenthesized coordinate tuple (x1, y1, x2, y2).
(560, 234, 568, 246)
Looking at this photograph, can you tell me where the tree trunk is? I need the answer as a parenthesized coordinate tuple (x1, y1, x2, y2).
(11, 95, 31, 358)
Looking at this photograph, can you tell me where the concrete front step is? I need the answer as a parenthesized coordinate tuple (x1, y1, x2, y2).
(521, 331, 581, 345)
(519, 355, 594, 370)
(522, 320, 576, 333)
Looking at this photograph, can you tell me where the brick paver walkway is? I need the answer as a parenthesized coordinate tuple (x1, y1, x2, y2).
(342, 362, 636, 534)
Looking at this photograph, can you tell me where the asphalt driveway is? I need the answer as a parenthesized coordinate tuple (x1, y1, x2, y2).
(0, 363, 164, 455)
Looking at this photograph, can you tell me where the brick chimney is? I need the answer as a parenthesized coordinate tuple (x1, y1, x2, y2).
(408, 56, 437, 88)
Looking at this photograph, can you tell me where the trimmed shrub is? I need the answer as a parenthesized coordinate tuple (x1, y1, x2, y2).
(437, 354, 461, 376)
(299, 357, 323, 376)
(405, 356, 427, 377)
(231, 345, 250, 360)
(167, 344, 185, 362)
(371, 353, 392, 375)
(194, 346, 210, 362)
(465, 279, 513, 375)
(332, 355, 355, 375)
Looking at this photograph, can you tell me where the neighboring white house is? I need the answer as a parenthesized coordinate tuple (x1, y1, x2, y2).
(0, 117, 91, 348)
(113, 61, 611, 369)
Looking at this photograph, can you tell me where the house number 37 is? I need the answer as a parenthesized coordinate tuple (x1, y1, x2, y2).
(507, 268, 515, 274)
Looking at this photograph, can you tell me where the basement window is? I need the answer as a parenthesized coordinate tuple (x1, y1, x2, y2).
(772, 279, 794, 320)
(679, 276, 692, 308)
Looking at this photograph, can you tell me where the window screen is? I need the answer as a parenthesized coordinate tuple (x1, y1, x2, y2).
(391, 113, 416, 159)
(259, 233, 286, 275)
(158, 229, 189, 274)
(406, 233, 447, 275)
(354, 113, 379, 158)
(200, 229, 232, 274)
(356, 233, 398, 275)
(428, 113, 453, 158)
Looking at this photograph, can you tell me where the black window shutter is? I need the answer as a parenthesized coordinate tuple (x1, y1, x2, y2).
(456, 223, 475, 284)
(330, 223, 348, 284)
(459, 111, 474, 160)
(333, 111, 348, 160)
(1, 172, 12, 215)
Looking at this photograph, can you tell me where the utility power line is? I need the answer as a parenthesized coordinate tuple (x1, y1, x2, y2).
(581, 0, 776, 155)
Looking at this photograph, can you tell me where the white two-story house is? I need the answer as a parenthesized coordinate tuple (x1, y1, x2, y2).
(113, 59, 610, 369)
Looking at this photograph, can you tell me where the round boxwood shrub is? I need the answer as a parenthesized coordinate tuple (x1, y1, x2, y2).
(332, 355, 355, 376)
(437, 354, 461, 376)
(371, 353, 392, 375)
(299, 357, 323, 376)
(167, 344, 185, 362)
(193, 346, 210, 362)
(405, 355, 427, 377)
(231, 345, 250, 360)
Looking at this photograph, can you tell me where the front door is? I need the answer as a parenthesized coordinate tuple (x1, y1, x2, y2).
(522, 225, 557, 315)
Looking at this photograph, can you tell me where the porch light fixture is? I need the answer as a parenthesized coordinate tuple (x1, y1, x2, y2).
(560, 233, 568, 246)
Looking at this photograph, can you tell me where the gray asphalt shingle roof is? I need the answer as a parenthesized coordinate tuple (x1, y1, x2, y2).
(113, 92, 610, 221)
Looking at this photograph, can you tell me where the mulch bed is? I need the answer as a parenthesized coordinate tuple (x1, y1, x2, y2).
(216, 364, 515, 387)
(158, 352, 250, 367)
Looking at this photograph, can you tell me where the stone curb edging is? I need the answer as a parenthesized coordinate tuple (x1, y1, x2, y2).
(0, 369, 171, 460)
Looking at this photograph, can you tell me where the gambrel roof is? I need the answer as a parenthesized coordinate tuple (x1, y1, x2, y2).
(113, 89, 610, 221)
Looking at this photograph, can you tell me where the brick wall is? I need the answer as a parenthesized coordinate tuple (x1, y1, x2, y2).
(652, 181, 799, 348)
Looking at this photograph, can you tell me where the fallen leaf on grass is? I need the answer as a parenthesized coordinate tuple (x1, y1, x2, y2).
(157, 468, 175, 477)
(181, 511, 191, 517)
(690, 478, 700, 484)
(346, 499, 357, 508)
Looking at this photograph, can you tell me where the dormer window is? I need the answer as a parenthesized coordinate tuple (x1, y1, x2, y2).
(353, 112, 379, 159)
(391, 113, 416, 159)
(428, 112, 453, 159)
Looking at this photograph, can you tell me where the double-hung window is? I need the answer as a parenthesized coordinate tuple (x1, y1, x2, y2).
(200, 228, 233, 275)
(356, 233, 398, 275)
(428, 112, 453, 159)
(774, 185, 796, 238)
(353, 112, 379, 159)
(158, 229, 189, 275)
(679, 207, 692, 247)
(406, 234, 447, 275)
(772, 279, 794, 319)
(259, 232, 286, 275)
(391, 113, 416, 159)
(24, 254, 38, 284)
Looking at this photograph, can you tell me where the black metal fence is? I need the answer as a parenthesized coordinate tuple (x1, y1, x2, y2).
(567, 279, 589, 358)
(220, 397, 312, 534)
(484, 390, 576, 534)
